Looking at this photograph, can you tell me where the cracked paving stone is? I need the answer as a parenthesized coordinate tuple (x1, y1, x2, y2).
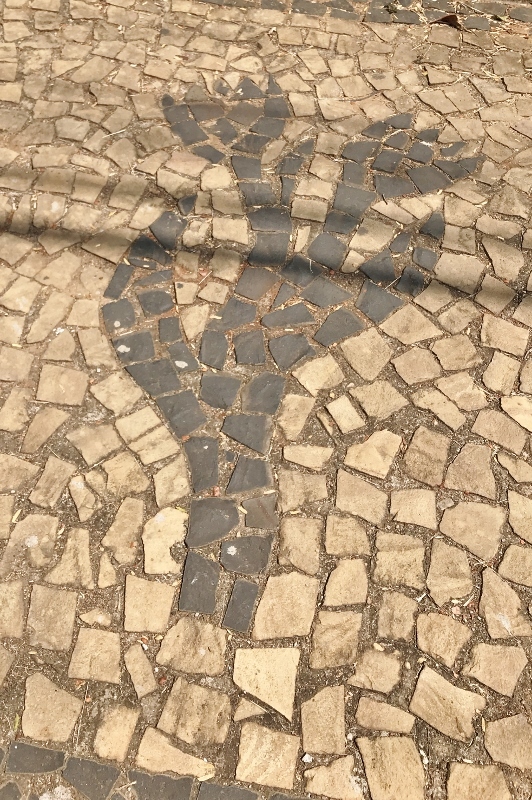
(179, 552, 221, 614)
(62, 759, 120, 800)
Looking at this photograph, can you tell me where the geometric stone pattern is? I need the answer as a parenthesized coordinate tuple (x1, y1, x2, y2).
(1, 0, 532, 798)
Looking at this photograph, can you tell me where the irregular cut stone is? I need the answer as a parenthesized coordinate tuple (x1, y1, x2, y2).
(447, 764, 511, 800)
(357, 737, 424, 800)
(325, 516, 370, 556)
(94, 705, 139, 762)
(336, 470, 388, 524)
(416, 613, 472, 668)
(499, 544, 532, 587)
(253, 572, 319, 639)
(101, 497, 144, 565)
(444, 443, 496, 499)
(301, 686, 345, 754)
(279, 517, 321, 575)
(27, 584, 77, 651)
(462, 643, 527, 696)
(427, 540, 472, 606)
(0, 580, 25, 638)
(233, 648, 300, 720)
(480, 568, 532, 638)
(380, 305, 442, 345)
(402, 425, 450, 486)
(68, 629, 121, 683)
(374, 532, 425, 590)
(277, 394, 315, 440)
(292, 354, 344, 396)
(158, 677, 231, 746)
(355, 698, 414, 734)
(136, 728, 214, 780)
(409, 666, 485, 742)
(440, 502, 505, 560)
(142, 508, 186, 574)
(324, 559, 367, 606)
(350, 380, 408, 420)
(485, 714, 532, 772)
(341, 328, 392, 381)
(283, 445, 333, 471)
(390, 489, 437, 530)
(378, 591, 417, 641)
(157, 618, 226, 676)
(310, 610, 362, 669)
(305, 756, 363, 800)
(236, 723, 299, 791)
(508, 490, 532, 544)
(345, 430, 401, 479)
(278, 468, 328, 512)
(472, 409, 527, 455)
(22, 674, 82, 742)
(124, 644, 157, 700)
(124, 574, 175, 633)
(0, 514, 59, 577)
(348, 649, 402, 693)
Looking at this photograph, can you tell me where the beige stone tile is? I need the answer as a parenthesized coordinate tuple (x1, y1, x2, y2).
(357, 738, 424, 800)
(124, 574, 175, 633)
(136, 728, 215, 780)
(348, 649, 402, 693)
(158, 676, 231, 745)
(37, 364, 88, 406)
(310, 610, 362, 669)
(22, 674, 82, 742)
(157, 618, 226, 676)
(68, 628, 121, 683)
(236, 722, 299, 790)
(125, 644, 157, 700)
(324, 559, 367, 606)
(94, 705, 139, 762)
(253, 572, 319, 639)
(279, 516, 321, 575)
(325, 515, 370, 556)
(427, 539, 472, 607)
(233, 647, 300, 721)
(302, 685, 345, 754)
(101, 497, 144, 566)
(336, 469, 388, 524)
(305, 756, 363, 800)
(410, 666, 485, 742)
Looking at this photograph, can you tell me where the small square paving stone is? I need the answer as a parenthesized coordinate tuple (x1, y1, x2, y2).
(167, 342, 200, 372)
(356, 280, 405, 323)
(262, 303, 315, 328)
(200, 372, 241, 410)
(343, 163, 365, 186)
(102, 299, 136, 332)
(233, 134, 271, 155)
(138, 290, 174, 317)
(223, 579, 260, 632)
(198, 784, 257, 800)
(374, 175, 417, 198)
(221, 535, 273, 574)
(113, 331, 155, 364)
(314, 308, 365, 346)
(157, 391, 207, 437)
(222, 414, 273, 455)
(184, 437, 219, 492)
(27, 585, 77, 651)
(342, 141, 380, 163)
(227, 456, 273, 494)
(413, 247, 438, 270)
(199, 331, 228, 370)
(308, 234, 347, 271)
(7, 743, 65, 774)
(269, 334, 316, 370)
(242, 373, 286, 414)
(324, 211, 358, 236)
(234, 331, 266, 365)
(187, 498, 239, 548)
(150, 212, 186, 251)
(235, 267, 279, 300)
(243, 494, 279, 529)
(126, 360, 181, 397)
(0, 785, 20, 800)
(208, 297, 257, 331)
(248, 233, 291, 268)
(159, 317, 182, 344)
(0, 347, 33, 382)
(373, 149, 403, 173)
(179, 552, 220, 614)
(37, 364, 88, 406)
(68, 629, 121, 683)
(104, 264, 133, 300)
(128, 771, 193, 800)
(63, 758, 120, 800)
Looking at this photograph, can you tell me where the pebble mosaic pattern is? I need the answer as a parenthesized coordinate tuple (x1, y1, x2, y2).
(1, 0, 532, 798)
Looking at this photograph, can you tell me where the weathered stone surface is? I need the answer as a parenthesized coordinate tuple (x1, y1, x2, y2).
(233, 648, 300, 720)
(22, 674, 82, 742)
(409, 666, 485, 742)
(485, 714, 532, 771)
(68, 629, 121, 684)
(480, 568, 532, 638)
(279, 517, 321, 575)
(348, 650, 402, 693)
(463, 643, 527, 696)
(94, 705, 139, 763)
(416, 613, 472, 668)
(355, 698, 414, 734)
(305, 756, 363, 800)
(253, 572, 319, 639)
(236, 723, 299, 790)
(310, 610, 362, 668)
(357, 738, 424, 800)
(101, 497, 144, 565)
(136, 728, 215, 780)
(158, 677, 230, 746)
(124, 575, 175, 633)
(336, 470, 388, 524)
(447, 764, 511, 800)
(157, 618, 226, 676)
(440, 502, 505, 560)
(301, 686, 345, 754)
(427, 540, 472, 606)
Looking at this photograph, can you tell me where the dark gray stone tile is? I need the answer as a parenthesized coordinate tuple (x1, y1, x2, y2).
(269, 334, 315, 369)
(308, 234, 347, 271)
(272, 283, 297, 308)
(235, 267, 278, 300)
(280, 254, 325, 287)
(221, 535, 273, 574)
(178, 195, 197, 215)
(232, 156, 261, 180)
(171, 118, 209, 146)
(342, 140, 380, 163)
(138, 290, 174, 317)
(163, 103, 189, 125)
(113, 331, 155, 364)
(390, 231, 411, 253)
(433, 159, 468, 179)
(208, 297, 256, 332)
(413, 247, 438, 269)
(300, 276, 352, 308)
(129, 235, 172, 268)
(241, 372, 285, 414)
(235, 77, 265, 99)
(187, 498, 239, 547)
(407, 142, 433, 164)
(374, 174, 416, 197)
(159, 316, 182, 343)
(198, 784, 257, 800)
(199, 331, 228, 370)
(126, 359, 181, 397)
(242, 494, 279, 529)
(385, 131, 410, 149)
(188, 102, 224, 122)
(184, 436, 218, 492)
(407, 165, 451, 193)
(104, 263, 133, 300)
(373, 149, 403, 173)
(200, 372, 241, 409)
(396, 266, 425, 296)
(134, 270, 173, 288)
(234, 330, 266, 365)
(362, 121, 389, 138)
(193, 144, 225, 163)
(248, 207, 291, 232)
(394, 9, 421, 21)
(222, 579, 259, 632)
(388, 113, 413, 129)
(157, 390, 207, 437)
(222, 414, 273, 455)
(343, 162, 365, 185)
(295, 138, 315, 156)
(102, 299, 135, 332)
(63, 758, 119, 800)
(0, 785, 20, 800)
(420, 211, 445, 239)
(314, 308, 365, 346)
(333, 184, 376, 221)
(417, 128, 439, 142)
(264, 97, 291, 118)
(227, 456, 273, 493)
(251, 117, 285, 138)
(360, 250, 395, 284)
(278, 156, 304, 175)
(248, 233, 290, 267)
(167, 341, 200, 372)
(7, 743, 64, 774)
(281, 177, 295, 207)
(459, 157, 483, 174)
(261, 302, 315, 328)
(179, 552, 220, 613)
(440, 143, 465, 158)
(233, 134, 271, 154)
(210, 118, 237, 144)
(128, 771, 193, 800)
(227, 102, 263, 127)
(149, 212, 186, 251)
(324, 210, 357, 235)
(356, 279, 405, 323)
(240, 182, 276, 207)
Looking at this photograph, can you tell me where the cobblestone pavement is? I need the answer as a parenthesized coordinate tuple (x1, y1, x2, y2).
(1, 0, 532, 797)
